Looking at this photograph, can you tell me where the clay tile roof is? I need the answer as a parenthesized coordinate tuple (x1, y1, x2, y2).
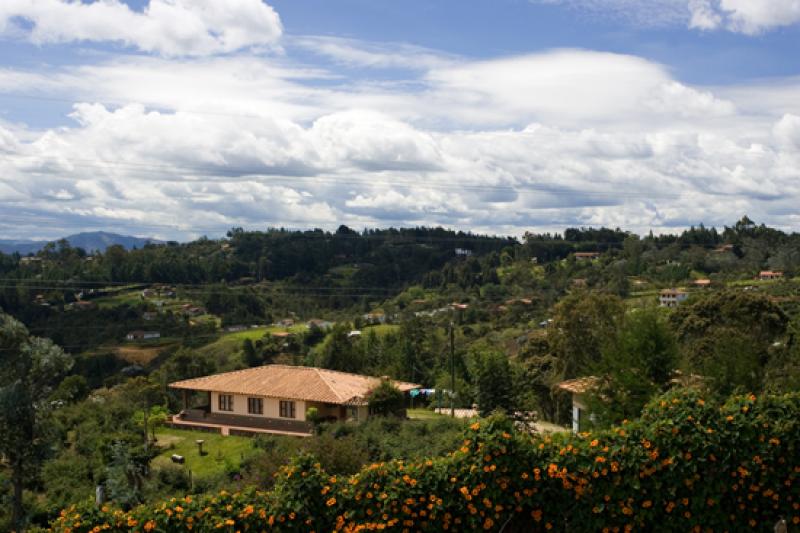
(555, 376, 600, 395)
(169, 365, 420, 406)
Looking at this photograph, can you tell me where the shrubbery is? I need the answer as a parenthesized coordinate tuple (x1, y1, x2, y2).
(50, 389, 800, 532)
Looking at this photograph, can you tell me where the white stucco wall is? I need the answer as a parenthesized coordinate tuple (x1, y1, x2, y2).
(210, 392, 307, 421)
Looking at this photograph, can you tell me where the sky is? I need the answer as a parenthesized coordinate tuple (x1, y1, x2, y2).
(0, 0, 799, 241)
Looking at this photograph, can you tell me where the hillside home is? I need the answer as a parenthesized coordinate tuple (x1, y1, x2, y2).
(659, 289, 688, 308)
(693, 279, 712, 288)
(759, 271, 784, 281)
(169, 365, 419, 436)
(307, 319, 334, 329)
(142, 311, 158, 321)
(556, 377, 600, 433)
(574, 252, 600, 261)
(454, 248, 473, 257)
(126, 330, 161, 341)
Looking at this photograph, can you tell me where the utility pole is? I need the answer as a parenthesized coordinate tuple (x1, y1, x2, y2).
(450, 321, 455, 418)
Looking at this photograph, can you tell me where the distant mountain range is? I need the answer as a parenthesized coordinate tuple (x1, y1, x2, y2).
(0, 231, 164, 255)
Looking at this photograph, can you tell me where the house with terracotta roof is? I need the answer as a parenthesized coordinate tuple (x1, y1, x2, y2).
(555, 376, 600, 433)
(169, 365, 420, 437)
(659, 288, 688, 308)
(759, 270, 784, 281)
(574, 252, 600, 261)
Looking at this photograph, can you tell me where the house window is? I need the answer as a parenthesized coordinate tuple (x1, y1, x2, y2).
(247, 397, 263, 415)
(347, 406, 359, 421)
(218, 394, 233, 412)
(279, 400, 296, 419)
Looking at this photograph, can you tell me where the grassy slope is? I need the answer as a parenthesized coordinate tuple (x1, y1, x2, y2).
(153, 427, 258, 479)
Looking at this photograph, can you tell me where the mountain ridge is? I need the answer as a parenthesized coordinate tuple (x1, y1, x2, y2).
(0, 231, 164, 255)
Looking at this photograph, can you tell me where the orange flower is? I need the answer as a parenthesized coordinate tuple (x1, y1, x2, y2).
(327, 497, 337, 507)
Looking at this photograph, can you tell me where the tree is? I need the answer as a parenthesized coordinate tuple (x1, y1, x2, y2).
(367, 379, 405, 417)
(671, 290, 789, 397)
(0, 312, 72, 530)
(549, 291, 626, 380)
(242, 338, 261, 367)
(587, 307, 678, 426)
(473, 351, 514, 416)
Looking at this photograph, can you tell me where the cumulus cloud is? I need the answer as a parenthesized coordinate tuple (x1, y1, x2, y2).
(689, 0, 800, 34)
(0, 0, 282, 56)
(1, 42, 799, 239)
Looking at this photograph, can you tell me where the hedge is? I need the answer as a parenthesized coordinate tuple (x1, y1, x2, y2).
(51, 389, 800, 532)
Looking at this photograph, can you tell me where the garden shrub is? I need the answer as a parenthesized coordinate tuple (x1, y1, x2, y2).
(50, 389, 800, 532)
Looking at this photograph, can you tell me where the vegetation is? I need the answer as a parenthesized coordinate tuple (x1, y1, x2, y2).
(51, 390, 800, 532)
(3, 217, 800, 528)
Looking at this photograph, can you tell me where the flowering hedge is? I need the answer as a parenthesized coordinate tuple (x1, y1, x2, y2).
(52, 389, 800, 532)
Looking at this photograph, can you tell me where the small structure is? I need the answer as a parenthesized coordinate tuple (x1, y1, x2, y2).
(142, 288, 157, 298)
(182, 305, 206, 317)
(278, 318, 295, 328)
(362, 312, 386, 325)
(659, 289, 688, 308)
(574, 252, 600, 261)
(169, 365, 420, 436)
(556, 376, 600, 433)
(126, 330, 161, 341)
(693, 279, 712, 288)
(455, 248, 473, 257)
(759, 271, 784, 281)
(347, 330, 362, 339)
(142, 311, 158, 321)
(712, 244, 735, 254)
(225, 325, 248, 332)
(307, 319, 334, 329)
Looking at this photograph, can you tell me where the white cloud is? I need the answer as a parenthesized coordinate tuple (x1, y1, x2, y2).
(536, 0, 800, 34)
(0, 0, 282, 56)
(291, 36, 458, 70)
(1, 43, 799, 238)
(689, 0, 800, 34)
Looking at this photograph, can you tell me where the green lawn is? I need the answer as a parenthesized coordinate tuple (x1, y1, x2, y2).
(153, 427, 258, 479)
(407, 408, 445, 420)
(362, 324, 400, 336)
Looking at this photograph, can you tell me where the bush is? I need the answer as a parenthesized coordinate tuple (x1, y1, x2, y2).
(51, 389, 800, 532)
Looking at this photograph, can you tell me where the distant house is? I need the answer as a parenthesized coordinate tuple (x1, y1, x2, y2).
(574, 252, 600, 261)
(362, 312, 386, 325)
(455, 248, 473, 257)
(169, 365, 420, 436)
(126, 330, 161, 341)
(142, 288, 157, 298)
(347, 330, 362, 338)
(759, 271, 784, 281)
(556, 377, 600, 433)
(142, 311, 158, 321)
(450, 303, 469, 310)
(659, 289, 688, 308)
(278, 318, 295, 328)
(182, 305, 206, 317)
(693, 279, 712, 288)
(225, 325, 248, 332)
(712, 244, 735, 254)
(307, 319, 334, 330)
(20, 256, 43, 266)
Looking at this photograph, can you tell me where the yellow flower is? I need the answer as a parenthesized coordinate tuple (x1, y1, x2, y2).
(327, 497, 337, 507)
